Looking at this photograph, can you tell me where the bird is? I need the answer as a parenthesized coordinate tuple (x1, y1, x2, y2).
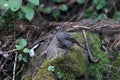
(55, 26, 86, 50)
(55, 26, 98, 63)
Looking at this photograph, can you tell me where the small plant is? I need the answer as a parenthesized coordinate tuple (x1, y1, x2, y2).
(15, 38, 30, 62)
(48, 65, 62, 79)
(48, 65, 55, 72)
(0, 0, 39, 21)
(53, 0, 63, 3)
(114, 11, 120, 20)
(84, 0, 108, 21)
(76, 0, 85, 4)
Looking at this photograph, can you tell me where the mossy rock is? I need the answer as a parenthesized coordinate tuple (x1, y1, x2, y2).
(23, 31, 120, 80)
(32, 46, 87, 80)
(51, 48, 87, 80)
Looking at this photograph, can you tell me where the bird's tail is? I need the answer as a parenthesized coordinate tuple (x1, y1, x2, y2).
(76, 42, 86, 50)
(69, 38, 86, 50)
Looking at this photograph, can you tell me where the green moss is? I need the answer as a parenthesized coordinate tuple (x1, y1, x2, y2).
(86, 32, 110, 80)
(33, 59, 56, 80)
(33, 45, 87, 80)
(32, 32, 88, 80)
(50, 46, 87, 80)
(24, 74, 32, 80)
(28, 31, 120, 80)
(73, 32, 112, 80)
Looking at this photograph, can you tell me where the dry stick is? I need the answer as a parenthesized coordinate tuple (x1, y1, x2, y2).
(106, 64, 112, 79)
(13, 52, 18, 80)
(2, 70, 12, 80)
(76, 0, 89, 20)
(82, 30, 98, 63)
(111, 0, 117, 13)
(0, 60, 7, 69)
(0, 49, 17, 54)
(16, 64, 24, 76)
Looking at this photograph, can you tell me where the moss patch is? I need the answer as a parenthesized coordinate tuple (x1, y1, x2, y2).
(33, 47, 87, 80)
(33, 59, 56, 80)
(51, 48, 87, 80)
(27, 31, 120, 80)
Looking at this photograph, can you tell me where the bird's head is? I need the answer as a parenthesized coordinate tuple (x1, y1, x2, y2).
(55, 26, 65, 32)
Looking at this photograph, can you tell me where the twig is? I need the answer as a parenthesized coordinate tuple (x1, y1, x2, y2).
(0, 60, 7, 69)
(82, 30, 98, 63)
(34, 7, 44, 21)
(102, 45, 108, 52)
(2, 70, 12, 80)
(16, 64, 24, 76)
(12, 52, 18, 80)
(111, 0, 117, 13)
(76, 0, 89, 20)
(106, 64, 112, 79)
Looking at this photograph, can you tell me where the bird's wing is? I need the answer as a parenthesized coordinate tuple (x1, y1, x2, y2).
(64, 32, 73, 40)
(64, 32, 86, 50)
(64, 32, 78, 44)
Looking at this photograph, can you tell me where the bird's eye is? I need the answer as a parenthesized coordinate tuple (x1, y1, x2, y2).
(59, 28, 62, 31)
(55, 26, 63, 31)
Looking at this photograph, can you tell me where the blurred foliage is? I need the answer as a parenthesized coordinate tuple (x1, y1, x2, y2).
(0, 0, 120, 22)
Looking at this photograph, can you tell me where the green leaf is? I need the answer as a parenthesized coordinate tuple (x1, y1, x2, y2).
(18, 39, 27, 48)
(96, 4, 103, 10)
(38, 4, 44, 12)
(28, 0, 39, 5)
(8, 0, 22, 11)
(0, 0, 5, 8)
(26, 3, 35, 8)
(15, 45, 23, 50)
(22, 57, 27, 62)
(77, 0, 85, 4)
(22, 5, 35, 21)
(84, 7, 94, 18)
(56, 72, 62, 79)
(95, 0, 107, 10)
(48, 65, 55, 72)
(95, 13, 107, 21)
(53, 0, 63, 3)
(18, 11, 24, 19)
(93, 0, 99, 5)
(52, 10, 60, 20)
(114, 11, 120, 20)
(38, 4, 43, 10)
(18, 54, 23, 61)
(43, 7, 52, 14)
(23, 48, 30, 54)
(38, 5, 52, 14)
(60, 5, 68, 11)
(0, 0, 9, 9)
(18, 54, 27, 62)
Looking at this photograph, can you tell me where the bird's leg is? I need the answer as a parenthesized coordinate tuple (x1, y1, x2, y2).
(57, 43, 64, 48)
(57, 43, 69, 55)
(64, 49, 68, 54)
